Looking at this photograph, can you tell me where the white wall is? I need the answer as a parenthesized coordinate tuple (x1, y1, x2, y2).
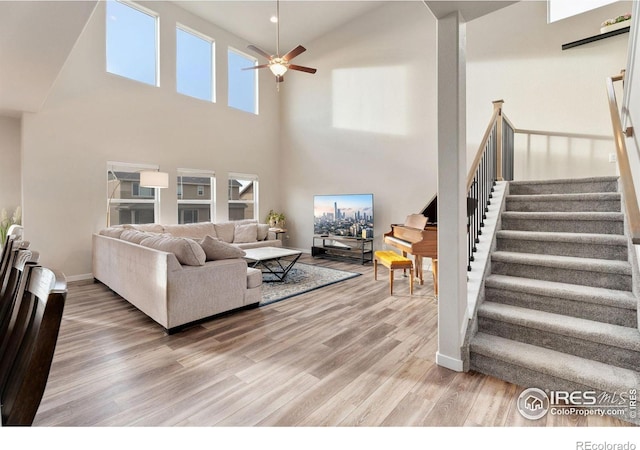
(0, 115, 21, 213)
(280, 1, 437, 252)
(21, 1, 282, 277)
(467, 0, 631, 180)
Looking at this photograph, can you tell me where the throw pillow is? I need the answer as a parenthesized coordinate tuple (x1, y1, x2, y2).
(163, 222, 216, 239)
(99, 227, 125, 239)
(257, 223, 269, 241)
(200, 235, 246, 261)
(214, 222, 235, 243)
(120, 229, 153, 244)
(234, 223, 257, 243)
(140, 235, 206, 266)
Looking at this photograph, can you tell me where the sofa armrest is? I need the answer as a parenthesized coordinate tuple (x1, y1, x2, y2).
(166, 258, 248, 329)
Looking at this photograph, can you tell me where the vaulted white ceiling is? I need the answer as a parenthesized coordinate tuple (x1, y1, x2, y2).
(0, 1, 98, 117)
(0, 0, 517, 118)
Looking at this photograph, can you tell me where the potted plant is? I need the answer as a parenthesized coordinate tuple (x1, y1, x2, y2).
(0, 207, 21, 245)
(265, 210, 286, 229)
(601, 13, 631, 33)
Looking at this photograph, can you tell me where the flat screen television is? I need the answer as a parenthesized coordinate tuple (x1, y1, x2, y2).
(313, 193, 374, 238)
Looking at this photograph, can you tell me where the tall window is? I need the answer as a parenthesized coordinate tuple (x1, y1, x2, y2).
(177, 169, 215, 224)
(228, 173, 258, 221)
(548, 0, 618, 22)
(106, 1, 158, 86)
(228, 48, 258, 114)
(176, 25, 215, 102)
(107, 162, 160, 226)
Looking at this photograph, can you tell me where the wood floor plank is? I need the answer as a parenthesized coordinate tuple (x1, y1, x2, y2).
(32, 254, 632, 427)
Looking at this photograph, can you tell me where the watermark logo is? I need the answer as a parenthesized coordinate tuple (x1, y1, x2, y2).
(517, 387, 637, 420)
(517, 387, 550, 420)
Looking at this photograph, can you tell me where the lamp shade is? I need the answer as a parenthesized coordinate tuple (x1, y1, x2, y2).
(140, 171, 169, 189)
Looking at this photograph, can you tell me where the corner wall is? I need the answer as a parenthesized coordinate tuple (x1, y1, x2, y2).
(0, 115, 21, 213)
(280, 2, 438, 253)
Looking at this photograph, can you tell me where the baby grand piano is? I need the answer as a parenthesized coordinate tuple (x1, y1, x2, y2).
(383, 194, 438, 296)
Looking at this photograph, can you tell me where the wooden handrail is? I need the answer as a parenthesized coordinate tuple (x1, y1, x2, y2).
(466, 100, 502, 192)
(606, 72, 640, 244)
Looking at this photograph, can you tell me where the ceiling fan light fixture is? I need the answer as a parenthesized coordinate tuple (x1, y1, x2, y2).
(269, 62, 288, 77)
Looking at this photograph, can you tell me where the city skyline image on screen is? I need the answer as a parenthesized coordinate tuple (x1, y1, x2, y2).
(313, 194, 374, 238)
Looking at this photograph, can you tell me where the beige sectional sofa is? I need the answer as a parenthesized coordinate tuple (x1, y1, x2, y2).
(92, 220, 281, 333)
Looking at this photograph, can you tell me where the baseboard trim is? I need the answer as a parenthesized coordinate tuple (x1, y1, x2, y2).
(436, 351, 464, 372)
(66, 273, 94, 282)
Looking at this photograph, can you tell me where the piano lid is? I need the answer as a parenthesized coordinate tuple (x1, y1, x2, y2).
(420, 194, 437, 224)
(419, 194, 478, 224)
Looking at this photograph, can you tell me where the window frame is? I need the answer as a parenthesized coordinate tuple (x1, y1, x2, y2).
(227, 46, 259, 115)
(177, 168, 216, 224)
(106, 0, 160, 87)
(176, 23, 216, 102)
(227, 172, 259, 221)
(107, 161, 162, 226)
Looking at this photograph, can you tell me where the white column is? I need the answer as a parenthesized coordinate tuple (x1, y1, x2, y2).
(436, 12, 468, 372)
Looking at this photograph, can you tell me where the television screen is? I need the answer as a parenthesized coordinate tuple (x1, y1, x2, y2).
(314, 193, 374, 238)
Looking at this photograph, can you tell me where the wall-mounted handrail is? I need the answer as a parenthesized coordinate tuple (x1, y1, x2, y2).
(606, 72, 640, 244)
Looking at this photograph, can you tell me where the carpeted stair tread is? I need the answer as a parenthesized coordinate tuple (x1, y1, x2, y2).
(485, 274, 637, 311)
(509, 177, 619, 195)
(506, 192, 621, 202)
(491, 251, 632, 275)
(501, 211, 624, 221)
(470, 333, 640, 393)
(478, 302, 640, 351)
(496, 230, 627, 246)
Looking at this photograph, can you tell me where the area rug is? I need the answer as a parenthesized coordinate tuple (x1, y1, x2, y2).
(260, 263, 361, 306)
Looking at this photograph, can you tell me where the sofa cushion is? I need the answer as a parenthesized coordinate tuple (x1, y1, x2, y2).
(140, 235, 206, 266)
(234, 223, 258, 243)
(120, 229, 154, 244)
(257, 223, 269, 241)
(99, 227, 125, 239)
(200, 235, 246, 260)
(214, 222, 235, 243)
(163, 222, 216, 239)
(124, 223, 165, 233)
(246, 268, 262, 289)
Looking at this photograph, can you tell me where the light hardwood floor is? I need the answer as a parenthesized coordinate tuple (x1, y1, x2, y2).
(34, 254, 631, 427)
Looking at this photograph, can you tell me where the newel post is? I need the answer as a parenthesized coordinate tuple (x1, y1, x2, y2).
(494, 99, 504, 181)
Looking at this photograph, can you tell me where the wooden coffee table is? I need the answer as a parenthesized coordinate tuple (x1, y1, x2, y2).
(243, 247, 302, 282)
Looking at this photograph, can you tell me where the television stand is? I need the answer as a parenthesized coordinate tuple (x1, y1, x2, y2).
(312, 235, 373, 265)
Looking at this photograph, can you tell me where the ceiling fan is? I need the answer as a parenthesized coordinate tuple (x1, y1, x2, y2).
(243, 0, 317, 85)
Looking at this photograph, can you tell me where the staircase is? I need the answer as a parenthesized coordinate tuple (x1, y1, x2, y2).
(469, 176, 640, 424)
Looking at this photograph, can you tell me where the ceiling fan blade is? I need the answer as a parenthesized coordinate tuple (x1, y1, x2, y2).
(282, 45, 306, 62)
(247, 45, 273, 61)
(242, 64, 270, 71)
(289, 64, 317, 74)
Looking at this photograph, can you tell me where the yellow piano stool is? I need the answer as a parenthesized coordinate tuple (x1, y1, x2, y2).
(374, 250, 413, 295)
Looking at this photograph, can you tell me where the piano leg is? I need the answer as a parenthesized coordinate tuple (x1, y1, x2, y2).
(432, 259, 438, 297)
(415, 256, 424, 285)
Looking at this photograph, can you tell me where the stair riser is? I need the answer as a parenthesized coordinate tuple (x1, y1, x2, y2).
(484, 287, 637, 327)
(477, 317, 640, 371)
(509, 181, 618, 195)
(469, 353, 639, 425)
(501, 217, 624, 235)
(496, 238, 628, 261)
(490, 261, 632, 291)
(506, 199, 620, 213)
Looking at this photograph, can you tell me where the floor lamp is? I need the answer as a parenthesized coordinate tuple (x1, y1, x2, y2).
(106, 170, 169, 227)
